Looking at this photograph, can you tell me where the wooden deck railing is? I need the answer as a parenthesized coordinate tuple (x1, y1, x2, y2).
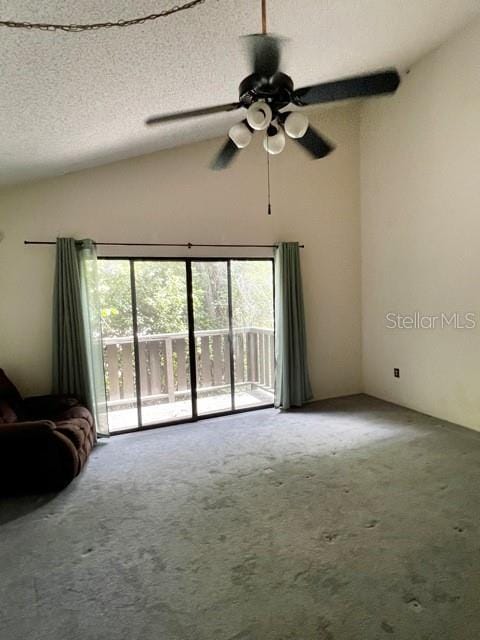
(103, 327, 274, 405)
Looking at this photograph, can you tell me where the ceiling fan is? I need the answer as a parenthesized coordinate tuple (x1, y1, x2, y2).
(145, 6, 400, 170)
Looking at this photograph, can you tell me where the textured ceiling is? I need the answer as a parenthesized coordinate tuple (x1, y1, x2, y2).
(1, 0, 479, 186)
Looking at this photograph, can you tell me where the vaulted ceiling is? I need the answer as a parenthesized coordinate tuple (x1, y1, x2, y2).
(1, 0, 479, 186)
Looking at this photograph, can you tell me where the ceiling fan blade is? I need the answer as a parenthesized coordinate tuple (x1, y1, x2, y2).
(146, 102, 240, 126)
(293, 69, 400, 106)
(243, 33, 281, 78)
(210, 138, 239, 171)
(295, 126, 335, 159)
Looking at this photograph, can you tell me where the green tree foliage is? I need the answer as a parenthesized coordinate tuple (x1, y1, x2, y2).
(231, 261, 274, 329)
(98, 260, 273, 338)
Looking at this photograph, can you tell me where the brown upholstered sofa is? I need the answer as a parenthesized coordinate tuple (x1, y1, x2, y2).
(0, 369, 95, 494)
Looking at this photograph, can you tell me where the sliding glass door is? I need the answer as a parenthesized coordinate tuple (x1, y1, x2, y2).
(98, 258, 274, 433)
(231, 260, 275, 409)
(98, 260, 139, 432)
(192, 262, 233, 415)
(134, 261, 192, 426)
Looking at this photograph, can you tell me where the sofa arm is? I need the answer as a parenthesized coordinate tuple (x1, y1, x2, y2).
(0, 420, 78, 493)
(0, 419, 56, 437)
(23, 395, 80, 421)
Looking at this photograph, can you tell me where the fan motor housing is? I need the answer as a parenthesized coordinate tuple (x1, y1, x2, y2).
(239, 72, 294, 112)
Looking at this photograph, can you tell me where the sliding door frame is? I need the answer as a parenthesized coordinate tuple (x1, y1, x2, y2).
(226, 260, 236, 413)
(129, 261, 143, 430)
(185, 260, 199, 420)
(99, 256, 275, 435)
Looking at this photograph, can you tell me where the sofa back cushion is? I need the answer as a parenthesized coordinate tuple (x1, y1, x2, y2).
(0, 400, 17, 424)
(0, 369, 24, 418)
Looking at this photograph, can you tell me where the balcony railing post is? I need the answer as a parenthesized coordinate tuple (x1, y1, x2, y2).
(149, 339, 162, 396)
(264, 332, 270, 388)
(270, 333, 275, 389)
(121, 343, 135, 400)
(138, 341, 149, 397)
(223, 334, 231, 384)
(105, 344, 120, 400)
(176, 338, 188, 391)
(235, 331, 245, 383)
(246, 331, 256, 384)
(258, 333, 265, 385)
(212, 334, 223, 386)
(200, 335, 211, 387)
(164, 337, 176, 403)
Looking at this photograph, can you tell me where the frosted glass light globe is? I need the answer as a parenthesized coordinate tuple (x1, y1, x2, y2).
(263, 128, 285, 155)
(284, 111, 309, 138)
(246, 102, 272, 131)
(228, 122, 252, 148)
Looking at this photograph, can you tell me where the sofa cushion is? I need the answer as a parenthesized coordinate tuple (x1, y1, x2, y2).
(0, 400, 17, 424)
(58, 405, 94, 427)
(23, 394, 80, 421)
(55, 417, 95, 475)
(0, 369, 24, 418)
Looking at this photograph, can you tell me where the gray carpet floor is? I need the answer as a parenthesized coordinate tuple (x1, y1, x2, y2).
(1, 394, 480, 640)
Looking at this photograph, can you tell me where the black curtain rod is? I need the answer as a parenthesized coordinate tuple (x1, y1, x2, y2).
(24, 241, 305, 249)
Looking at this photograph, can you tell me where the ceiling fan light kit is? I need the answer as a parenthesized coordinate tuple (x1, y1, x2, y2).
(284, 112, 309, 139)
(228, 122, 252, 148)
(263, 125, 285, 155)
(246, 101, 272, 130)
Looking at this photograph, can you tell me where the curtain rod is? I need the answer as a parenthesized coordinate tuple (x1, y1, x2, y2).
(24, 241, 305, 249)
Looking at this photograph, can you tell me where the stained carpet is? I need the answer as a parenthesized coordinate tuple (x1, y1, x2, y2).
(1, 394, 480, 639)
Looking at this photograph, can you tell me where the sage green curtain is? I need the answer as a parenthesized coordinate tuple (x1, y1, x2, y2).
(274, 242, 313, 409)
(52, 238, 109, 436)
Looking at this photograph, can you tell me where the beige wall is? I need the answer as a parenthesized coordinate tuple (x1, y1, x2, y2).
(2, 18, 479, 431)
(361, 19, 480, 430)
(0, 106, 362, 401)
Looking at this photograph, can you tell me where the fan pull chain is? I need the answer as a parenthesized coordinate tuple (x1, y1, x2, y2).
(266, 144, 272, 215)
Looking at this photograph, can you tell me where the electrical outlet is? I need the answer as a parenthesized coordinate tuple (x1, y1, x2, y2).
(394, 368, 400, 378)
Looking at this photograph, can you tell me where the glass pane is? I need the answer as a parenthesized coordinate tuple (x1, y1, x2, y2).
(98, 260, 139, 433)
(134, 262, 192, 425)
(231, 260, 274, 409)
(192, 262, 232, 415)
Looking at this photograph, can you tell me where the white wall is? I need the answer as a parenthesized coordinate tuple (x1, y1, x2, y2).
(0, 106, 362, 401)
(361, 19, 480, 430)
